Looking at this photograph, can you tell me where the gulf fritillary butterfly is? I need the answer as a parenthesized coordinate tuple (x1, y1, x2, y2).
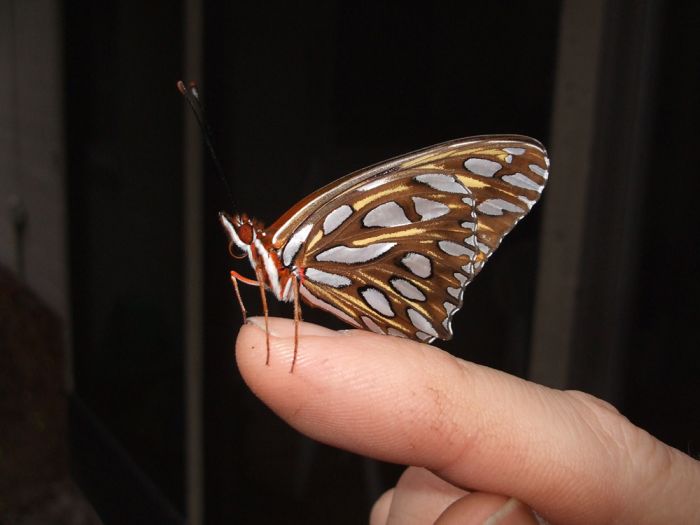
(178, 82, 549, 372)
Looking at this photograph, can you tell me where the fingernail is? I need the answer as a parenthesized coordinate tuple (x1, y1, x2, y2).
(483, 498, 521, 524)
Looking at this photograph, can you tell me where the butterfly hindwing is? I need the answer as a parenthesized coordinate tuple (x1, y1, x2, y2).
(298, 169, 477, 340)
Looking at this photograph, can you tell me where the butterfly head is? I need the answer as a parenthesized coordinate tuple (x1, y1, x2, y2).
(219, 212, 266, 260)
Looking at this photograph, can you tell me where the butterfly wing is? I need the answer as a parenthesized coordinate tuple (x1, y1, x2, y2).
(268, 136, 549, 341)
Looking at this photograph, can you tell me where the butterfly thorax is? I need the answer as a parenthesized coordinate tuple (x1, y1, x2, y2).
(219, 211, 296, 302)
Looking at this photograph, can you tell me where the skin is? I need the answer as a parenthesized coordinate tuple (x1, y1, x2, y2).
(236, 317, 700, 525)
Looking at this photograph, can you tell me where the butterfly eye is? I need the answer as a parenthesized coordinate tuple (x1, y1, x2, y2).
(237, 223, 255, 245)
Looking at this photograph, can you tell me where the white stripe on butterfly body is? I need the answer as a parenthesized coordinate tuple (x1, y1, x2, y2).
(254, 238, 282, 299)
(220, 135, 549, 351)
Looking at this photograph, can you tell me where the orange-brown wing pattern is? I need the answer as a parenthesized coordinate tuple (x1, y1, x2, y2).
(398, 137, 549, 266)
(271, 136, 548, 341)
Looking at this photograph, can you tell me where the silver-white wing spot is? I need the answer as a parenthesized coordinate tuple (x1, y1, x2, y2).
(438, 240, 473, 257)
(502, 172, 542, 192)
(390, 278, 426, 301)
(464, 158, 502, 177)
(518, 195, 536, 209)
(407, 308, 438, 337)
(316, 242, 396, 264)
(282, 224, 312, 266)
(454, 272, 468, 285)
(442, 302, 458, 332)
(447, 287, 462, 299)
(504, 147, 526, 155)
(323, 205, 353, 235)
(529, 163, 548, 179)
(415, 173, 468, 194)
(412, 196, 450, 221)
(401, 252, 431, 278)
(305, 268, 352, 288)
(360, 287, 395, 317)
(362, 316, 385, 334)
(505, 154, 513, 164)
(477, 199, 524, 216)
(363, 201, 411, 228)
(461, 221, 476, 231)
(462, 196, 475, 206)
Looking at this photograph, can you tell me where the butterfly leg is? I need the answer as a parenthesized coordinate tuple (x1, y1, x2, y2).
(229, 270, 262, 323)
(290, 276, 301, 373)
(297, 268, 305, 323)
(254, 266, 271, 366)
(229, 272, 248, 323)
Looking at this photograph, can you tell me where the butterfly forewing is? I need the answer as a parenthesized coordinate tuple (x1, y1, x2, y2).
(268, 136, 549, 342)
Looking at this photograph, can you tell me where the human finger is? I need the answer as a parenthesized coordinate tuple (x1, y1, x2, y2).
(236, 318, 700, 524)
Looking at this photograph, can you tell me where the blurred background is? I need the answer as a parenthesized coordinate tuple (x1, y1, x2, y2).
(1, 1, 698, 523)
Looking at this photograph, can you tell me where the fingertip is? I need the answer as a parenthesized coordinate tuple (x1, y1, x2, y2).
(235, 317, 341, 375)
(369, 488, 394, 525)
(246, 316, 340, 338)
(235, 317, 380, 420)
(435, 494, 538, 525)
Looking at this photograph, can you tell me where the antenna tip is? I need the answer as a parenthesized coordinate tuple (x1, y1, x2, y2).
(176, 80, 187, 95)
(189, 81, 200, 100)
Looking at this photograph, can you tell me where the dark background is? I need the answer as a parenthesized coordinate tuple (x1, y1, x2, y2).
(3, 1, 698, 524)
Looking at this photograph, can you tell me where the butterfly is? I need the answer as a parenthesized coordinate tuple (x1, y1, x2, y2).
(219, 135, 549, 371)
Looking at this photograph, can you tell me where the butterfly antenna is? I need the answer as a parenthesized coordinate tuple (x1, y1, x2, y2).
(177, 80, 236, 208)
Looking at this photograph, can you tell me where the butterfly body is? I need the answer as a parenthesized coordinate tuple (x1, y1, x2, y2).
(219, 212, 298, 303)
(220, 135, 549, 363)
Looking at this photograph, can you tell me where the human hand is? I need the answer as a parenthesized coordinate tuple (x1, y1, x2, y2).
(236, 317, 700, 524)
